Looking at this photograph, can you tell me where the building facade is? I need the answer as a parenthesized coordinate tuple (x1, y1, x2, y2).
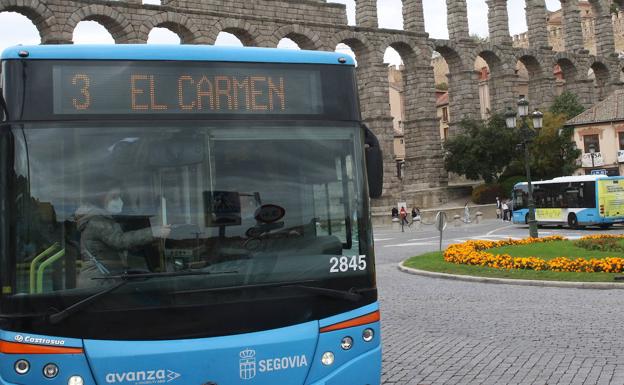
(513, 1, 624, 56)
(568, 90, 624, 176)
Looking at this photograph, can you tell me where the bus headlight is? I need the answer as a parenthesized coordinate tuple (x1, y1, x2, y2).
(14, 359, 29, 375)
(68, 376, 84, 385)
(362, 328, 374, 342)
(43, 363, 59, 378)
(321, 351, 335, 366)
(341, 336, 353, 350)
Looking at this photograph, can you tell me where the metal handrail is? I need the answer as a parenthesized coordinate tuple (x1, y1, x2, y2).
(36, 248, 65, 294)
(29, 243, 59, 294)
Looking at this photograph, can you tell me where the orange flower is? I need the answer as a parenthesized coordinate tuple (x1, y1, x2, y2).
(443, 235, 624, 273)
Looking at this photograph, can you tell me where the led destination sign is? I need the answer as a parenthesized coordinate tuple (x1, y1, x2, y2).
(52, 64, 323, 115)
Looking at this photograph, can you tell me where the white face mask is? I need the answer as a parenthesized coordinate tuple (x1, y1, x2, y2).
(106, 198, 124, 214)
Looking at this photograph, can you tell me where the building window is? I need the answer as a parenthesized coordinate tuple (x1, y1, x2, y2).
(443, 127, 449, 140)
(396, 160, 405, 179)
(583, 134, 600, 153)
(619, 132, 624, 150)
(442, 107, 449, 123)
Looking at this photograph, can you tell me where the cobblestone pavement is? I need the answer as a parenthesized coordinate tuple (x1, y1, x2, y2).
(376, 221, 624, 385)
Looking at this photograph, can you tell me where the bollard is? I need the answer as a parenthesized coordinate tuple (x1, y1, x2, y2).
(475, 211, 483, 224)
(453, 214, 461, 227)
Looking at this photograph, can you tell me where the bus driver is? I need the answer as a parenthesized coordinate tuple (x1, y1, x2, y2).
(75, 178, 170, 287)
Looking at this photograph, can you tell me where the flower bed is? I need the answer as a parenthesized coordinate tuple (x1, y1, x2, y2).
(443, 235, 624, 273)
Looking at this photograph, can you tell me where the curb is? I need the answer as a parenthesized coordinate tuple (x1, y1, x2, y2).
(398, 262, 624, 290)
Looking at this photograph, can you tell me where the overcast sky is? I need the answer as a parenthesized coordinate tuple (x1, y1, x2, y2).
(0, 0, 564, 63)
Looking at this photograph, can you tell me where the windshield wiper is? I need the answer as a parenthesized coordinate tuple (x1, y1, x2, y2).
(283, 284, 362, 302)
(48, 269, 237, 325)
(174, 280, 364, 302)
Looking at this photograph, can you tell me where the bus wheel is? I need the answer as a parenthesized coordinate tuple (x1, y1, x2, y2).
(568, 214, 579, 228)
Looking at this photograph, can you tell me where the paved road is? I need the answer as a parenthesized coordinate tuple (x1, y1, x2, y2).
(376, 219, 624, 385)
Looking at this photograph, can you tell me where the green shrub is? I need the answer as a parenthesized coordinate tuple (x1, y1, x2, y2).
(500, 175, 525, 198)
(574, 238, 624, 253)
(471, 184, 504, 204)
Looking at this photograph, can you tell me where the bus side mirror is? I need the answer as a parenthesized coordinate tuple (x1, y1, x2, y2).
(0, 89, 7, 122)
(363, 125, 383, 199)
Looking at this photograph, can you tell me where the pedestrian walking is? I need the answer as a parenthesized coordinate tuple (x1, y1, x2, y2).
(504, 199, 512, 222)
(463, 202, 471, 223)
(399, 206, 409, 227)
(495, 196, 502, 219)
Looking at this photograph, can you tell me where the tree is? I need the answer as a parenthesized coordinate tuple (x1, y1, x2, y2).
(527, 112, 582, 180)
(611, 2, 620, 15)
(470, 34, 489, 44)
(443, 114, 519, 183)
(549, 91, 585, 120)
(445, 111, 581, 184)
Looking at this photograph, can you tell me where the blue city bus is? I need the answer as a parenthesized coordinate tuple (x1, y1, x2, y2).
(0, 45, 384, 385)
(512, 175, 624, 228)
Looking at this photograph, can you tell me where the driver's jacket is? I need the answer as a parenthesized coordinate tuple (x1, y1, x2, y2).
(75, 204, 153, 287)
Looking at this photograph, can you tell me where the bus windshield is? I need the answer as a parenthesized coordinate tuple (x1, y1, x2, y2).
(0, 121, 373, 339)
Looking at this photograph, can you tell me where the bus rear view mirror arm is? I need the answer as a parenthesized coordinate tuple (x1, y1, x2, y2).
(363, 124, 383, 199)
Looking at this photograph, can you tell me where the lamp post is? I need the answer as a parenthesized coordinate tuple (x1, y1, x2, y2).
(505, 98, 543, 238)
(588, 143, 597, 169)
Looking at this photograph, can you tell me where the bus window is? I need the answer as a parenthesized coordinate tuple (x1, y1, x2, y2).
(582, 182, 597, 208)
(564, 187, 580, 208)
(513, 186, 528, 209)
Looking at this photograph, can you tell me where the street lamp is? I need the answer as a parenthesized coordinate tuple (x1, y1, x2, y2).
(588, 143, 597, 168)
(505, 98, 544, 238)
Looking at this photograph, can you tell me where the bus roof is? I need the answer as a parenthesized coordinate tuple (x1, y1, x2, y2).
(513, 174, 622, 187)
(0, 44, 356, 66)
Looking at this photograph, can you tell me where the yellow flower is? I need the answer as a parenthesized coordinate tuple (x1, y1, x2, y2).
(442, 235, 624, 273)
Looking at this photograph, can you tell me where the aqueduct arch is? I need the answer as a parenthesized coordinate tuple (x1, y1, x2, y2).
(138, 12, 204, 44)
(63, 5, 137, 43)
(0, 0, 58, 43)
(1, 0, 622, 213)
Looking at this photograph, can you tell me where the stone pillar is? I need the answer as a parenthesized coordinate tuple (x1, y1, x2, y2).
(355, 0, 378, 28)
(488, 71, 517, 113)
(560, 0, 586, 52)
(356, 62, 399, 200)
(525, 0, 551, 49)
(446, 0, 470, 41)
(403, 0, 425, 32)
(529, 75, 556, 110)
(566, 79, 594, 107)
(590, 0, 616, 57)
(402, 62, 448, 204)
(447, 69, 481, 135)
(41, 34, 72, 44)
(486, 0, 512, 45)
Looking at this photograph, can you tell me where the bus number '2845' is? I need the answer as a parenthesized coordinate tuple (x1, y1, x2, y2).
(329, 256, 367, 273)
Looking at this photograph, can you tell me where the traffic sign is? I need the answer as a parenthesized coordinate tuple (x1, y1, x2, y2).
(435, 212, 448, 232)
(435, 212, 448, 251)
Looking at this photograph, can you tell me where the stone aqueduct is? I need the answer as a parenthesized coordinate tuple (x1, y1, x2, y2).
(1, 0, 624, 210)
